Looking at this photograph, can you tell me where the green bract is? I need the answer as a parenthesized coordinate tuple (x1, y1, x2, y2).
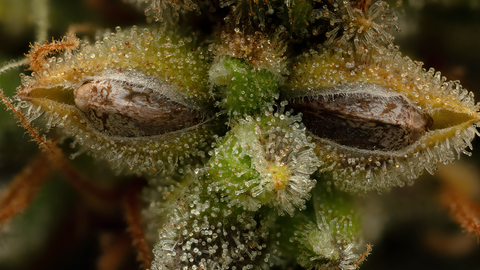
(209, 56, 281, 117)
(292, 181, 368, 270)
(208, 106, 320, 215)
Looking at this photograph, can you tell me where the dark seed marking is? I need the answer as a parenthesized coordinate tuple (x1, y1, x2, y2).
(74, 80, 204, 137)
(290, 91, 433, 151)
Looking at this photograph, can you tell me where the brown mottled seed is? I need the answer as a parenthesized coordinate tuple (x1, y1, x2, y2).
(74, 80, 204, 137)
(289, 83, 433, 151)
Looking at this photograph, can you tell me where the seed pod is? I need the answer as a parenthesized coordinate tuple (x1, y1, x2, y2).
(284, 46, 480, 193)
(73, 77, 204, 137)
(290, 83, 433, 151)
(16, 27, 218, 175)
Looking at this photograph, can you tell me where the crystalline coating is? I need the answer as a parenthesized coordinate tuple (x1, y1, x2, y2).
(208, 107, 320, 216)
(146, 172, 277, 270)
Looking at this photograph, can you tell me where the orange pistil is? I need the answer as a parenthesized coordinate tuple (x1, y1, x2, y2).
(0, 154, 53, 226)
(124, 181, 152, 269)
(440, 186, 480, 237)
(25, 34, 80, 72)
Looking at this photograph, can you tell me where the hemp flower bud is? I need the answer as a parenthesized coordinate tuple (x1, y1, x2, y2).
(285, 46, 480, 193)
(291, 181, 370, 270)
(208, 105, 320, 216)
(147, 171, 278, 270)
(316, 0, 398, 54)
(16, 27, 218, 175)
(208, 29, 288, 118)
(209, 56, 281, 118)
